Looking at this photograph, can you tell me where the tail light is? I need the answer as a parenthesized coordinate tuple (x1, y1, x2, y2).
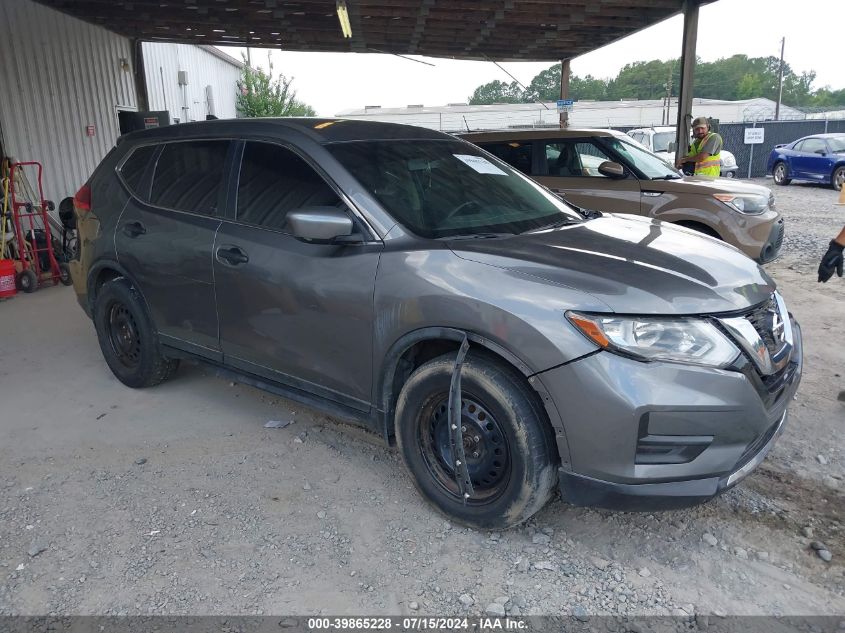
(73, 183, 91, 213)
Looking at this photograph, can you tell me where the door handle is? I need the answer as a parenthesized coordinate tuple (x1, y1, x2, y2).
(122, 221, 146, 237)
(216, 246, 249, 266)
(642, 191, 663, 197)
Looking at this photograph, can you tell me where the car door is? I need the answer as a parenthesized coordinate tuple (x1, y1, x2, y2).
(115, 139, 231, 360)
(213, 140, 383, 411)
(791, 138, 829, 181)
(533, 139, 642, 214)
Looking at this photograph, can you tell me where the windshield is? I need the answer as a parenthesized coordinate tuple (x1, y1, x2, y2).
(328, 140, 582, 238)
(652, 132, 675, 153)
(601, 137, 680, 179)
(828, 137, 845, 153)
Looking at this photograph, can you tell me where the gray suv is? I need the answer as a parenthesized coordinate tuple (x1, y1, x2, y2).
(70, 119, 802, 529)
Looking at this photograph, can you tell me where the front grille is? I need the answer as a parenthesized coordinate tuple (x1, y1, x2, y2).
(745, 297, 782, 356)
(773, 220, 784, 250)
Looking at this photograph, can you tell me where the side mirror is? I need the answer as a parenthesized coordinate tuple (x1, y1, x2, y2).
(286, 206, 356, 243)
(598, 161, 626, 179)
(668, 141, 676, 154)
(816, 150, 827, 156)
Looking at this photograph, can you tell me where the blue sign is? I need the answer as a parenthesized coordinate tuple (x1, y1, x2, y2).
(556, 99, 574, 106)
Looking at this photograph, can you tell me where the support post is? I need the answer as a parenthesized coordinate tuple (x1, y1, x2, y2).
(674, 1, 700, 166)
(559, 58, 571, 129)
(131, 39, 149, 112)
(775, 37, 785, 121)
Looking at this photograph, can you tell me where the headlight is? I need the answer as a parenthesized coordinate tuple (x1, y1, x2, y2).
(566, 312, 740, 368)
(713, 193, 768, 214)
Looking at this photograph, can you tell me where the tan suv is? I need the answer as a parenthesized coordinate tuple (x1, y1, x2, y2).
(460, 128, 784, 262)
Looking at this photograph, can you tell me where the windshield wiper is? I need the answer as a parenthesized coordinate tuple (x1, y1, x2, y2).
(447, 232, 516, 240)
(652, 174, 682, 180)
(525, 217, 584, 233)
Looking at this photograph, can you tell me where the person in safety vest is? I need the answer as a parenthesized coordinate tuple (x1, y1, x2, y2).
(675, 116, 722, 177)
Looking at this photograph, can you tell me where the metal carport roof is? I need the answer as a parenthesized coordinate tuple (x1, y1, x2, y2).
(34, 0, 713, 62)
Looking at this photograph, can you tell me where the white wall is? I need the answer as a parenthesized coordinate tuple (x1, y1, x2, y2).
(142, 43, 242, 123)
(0, 0, 137, 203)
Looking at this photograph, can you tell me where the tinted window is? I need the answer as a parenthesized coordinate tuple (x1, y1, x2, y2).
(119, 145, 157, 199)
(236, 142, 342, 231)
(150, 141, 229, 214)
(328, 139, 581, 239)
(477, 142, 533, 175)
(545, 141, 612, 177)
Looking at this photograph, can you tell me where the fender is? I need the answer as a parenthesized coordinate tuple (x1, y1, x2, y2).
(85, 258, 147, 316)
(377, 327, 572, 467)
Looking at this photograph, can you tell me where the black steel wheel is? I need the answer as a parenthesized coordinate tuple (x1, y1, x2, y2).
(107, 302, 143, 369)
(396, 351, 558, 529)
(421, 396, 512, 504)
(93, 277, 179, 388)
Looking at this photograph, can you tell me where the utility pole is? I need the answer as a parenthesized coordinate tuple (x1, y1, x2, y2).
(775, 37, 785, 121)
(664, 61, 673, 125)
(559, 59, 571, 128)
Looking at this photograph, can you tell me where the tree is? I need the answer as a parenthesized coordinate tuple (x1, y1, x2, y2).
(467, 80, 525, 105)
(236, 53, 316, 117)
(466, 55, 844, 110)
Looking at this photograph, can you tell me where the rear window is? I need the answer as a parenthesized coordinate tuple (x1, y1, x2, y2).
(150, 141, 229, 215)
(119, 145, 157, 198)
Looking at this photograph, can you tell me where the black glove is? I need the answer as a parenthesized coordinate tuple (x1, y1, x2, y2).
(818, 240, 844, 283)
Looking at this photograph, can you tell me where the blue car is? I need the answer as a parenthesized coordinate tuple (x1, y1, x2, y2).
(767, 133, 845, 190)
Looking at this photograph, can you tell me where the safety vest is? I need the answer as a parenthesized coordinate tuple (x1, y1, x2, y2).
(687, 132, 722, 177)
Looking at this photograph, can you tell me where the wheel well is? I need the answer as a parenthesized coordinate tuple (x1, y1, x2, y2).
(91, 267, 121, 300)
(674, 221, 722, 240)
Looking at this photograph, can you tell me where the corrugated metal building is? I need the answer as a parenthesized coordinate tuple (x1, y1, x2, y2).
(337, 98, 807, 132)
(142, 43, 242, 124)
(0, 0, 136, 205)
(0, 0, 242, 206)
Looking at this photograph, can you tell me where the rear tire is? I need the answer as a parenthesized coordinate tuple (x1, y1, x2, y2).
(93, 277, 179, 388)
(395, 351, 558, 529)
(831, 165, 845, 191)
(773, 161, 791, 186)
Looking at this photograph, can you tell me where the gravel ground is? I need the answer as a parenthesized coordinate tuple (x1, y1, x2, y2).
(0, 177, 843, 620)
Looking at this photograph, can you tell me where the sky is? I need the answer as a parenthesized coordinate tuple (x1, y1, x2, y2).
(220, 0, 841, 117)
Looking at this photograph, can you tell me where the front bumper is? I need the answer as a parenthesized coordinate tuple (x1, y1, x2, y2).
(540, 320, 802, 510)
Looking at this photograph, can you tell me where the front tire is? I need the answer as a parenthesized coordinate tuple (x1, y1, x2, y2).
(773, 161, 791, 186)
(831, 165, 845, 191)
(395, 351, 558, 529)
(93, 278, 179, 388)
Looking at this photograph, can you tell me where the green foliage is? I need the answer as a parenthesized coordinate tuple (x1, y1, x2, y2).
(467, 55, 845, 109)
(236, 54, 316, 118)
(468, 80, 525, 105)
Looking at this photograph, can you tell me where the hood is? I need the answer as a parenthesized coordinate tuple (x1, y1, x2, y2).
(655, 176, 772, 196)
(449, 214, 774, 315)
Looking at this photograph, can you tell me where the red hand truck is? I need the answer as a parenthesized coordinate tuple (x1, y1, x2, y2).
(8, 161, 71, 293)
